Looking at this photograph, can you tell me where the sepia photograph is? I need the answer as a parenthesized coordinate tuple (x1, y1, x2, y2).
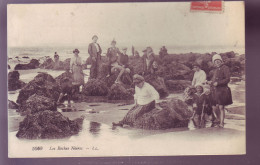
(7, 1, 245, 157)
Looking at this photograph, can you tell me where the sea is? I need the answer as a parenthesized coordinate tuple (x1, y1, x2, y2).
(8, 45, 245, 62)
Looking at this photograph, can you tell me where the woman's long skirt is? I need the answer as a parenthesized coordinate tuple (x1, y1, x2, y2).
(72, 65, 84, 86)
(120, 101, 155, 126)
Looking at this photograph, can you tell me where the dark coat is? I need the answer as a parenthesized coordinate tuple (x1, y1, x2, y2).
(211, 64, 233, 106)
(142, 53, 155, 74)
(88, 43, 102, 59)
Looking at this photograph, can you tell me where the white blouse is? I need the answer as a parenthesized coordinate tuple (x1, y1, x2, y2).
(134, 82, 160, 105)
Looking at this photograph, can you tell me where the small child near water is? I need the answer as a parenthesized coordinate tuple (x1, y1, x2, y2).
(191, 85, 213, 128)
(57, 77, 73, 107)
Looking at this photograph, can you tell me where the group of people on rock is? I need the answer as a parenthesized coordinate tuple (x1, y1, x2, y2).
(185, 54, 233, 128)
(53, 34, 232, 129)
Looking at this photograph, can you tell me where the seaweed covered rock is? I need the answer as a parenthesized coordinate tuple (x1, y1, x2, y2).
(166, 80, 191, 92)
(16, 72, 60, 104)
(8, 100, 19, 109)
(18, 94, 57, 114)
(145, 75, 169, 98)
(82, 79, 109, 96)
(128, 56, 144, 75)
(55, 71, 73, 87)
(108, 83, 134, 100)
(39, 58, 54, 69)
(133, 99, 192, 129)
(61, 58, 71, 70)
(8, 71, 26, 91)
(16, 110, 84, 139)
(14, 59, 40, 70)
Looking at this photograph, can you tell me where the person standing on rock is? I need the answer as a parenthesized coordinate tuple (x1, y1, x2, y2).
(70, 49, 84, 93)
(142, 47, 156, 76)
(106, 40, 121, 76)
(88, 35, 102, 79)
(207, 54, 233, 128)
(112, 74, 159, 127)
(191, 64, 207, 87)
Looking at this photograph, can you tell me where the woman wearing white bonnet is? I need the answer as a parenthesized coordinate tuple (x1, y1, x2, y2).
(207, 54, 233, 128)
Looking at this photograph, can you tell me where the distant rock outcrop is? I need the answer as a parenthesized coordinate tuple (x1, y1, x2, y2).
(14, 59, 40, 70)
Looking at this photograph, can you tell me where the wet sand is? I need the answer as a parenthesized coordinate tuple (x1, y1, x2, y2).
(8, 69, 246, 157)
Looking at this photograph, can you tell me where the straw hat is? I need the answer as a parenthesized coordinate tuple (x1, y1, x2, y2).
(133, 74, 145, 84)
(73, 49, 80, 53)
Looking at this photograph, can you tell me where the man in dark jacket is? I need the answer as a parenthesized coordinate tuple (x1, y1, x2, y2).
(88, 35, 102, 79)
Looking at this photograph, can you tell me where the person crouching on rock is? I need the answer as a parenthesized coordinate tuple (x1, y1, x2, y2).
(70, 49, 84, 93)
(57, 77, 72, 107)
(207, 54, 232, 128)
(112, 74, 159, 127)
(191, 85, 213, 128)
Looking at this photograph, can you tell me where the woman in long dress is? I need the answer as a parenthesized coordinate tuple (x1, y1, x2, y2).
(70, 49, 84, 93)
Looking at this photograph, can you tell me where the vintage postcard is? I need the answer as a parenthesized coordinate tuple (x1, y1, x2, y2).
(7, 1, 245, 157)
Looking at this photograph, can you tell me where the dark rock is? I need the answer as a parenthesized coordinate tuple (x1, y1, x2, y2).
(82, 79, 109, 96)
(133, 99, 192, 129)
(55, 71, 73, 87)
(14, 59, 40, 70)
(8, 65, 11, 69)
(16, 110, 84, 139)
(40, 58, 54, 69)
(22, 56, 30, 59)
(18, 94, 57, 114)
(128, 56, 144, 75)
(145, 75, 169, 98)
(8, 71, 26, 91)
(16, 72, 60, 104)
(61, 58, 71, 70)
(166, 80, 191, 92)
(108, 83, 134, 100)
(8, 100, 19, 109)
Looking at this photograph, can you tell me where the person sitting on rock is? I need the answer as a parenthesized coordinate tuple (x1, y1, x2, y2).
(117, 47, 132, 84)
(106, 40, 121, 76)
(57, 77, 72, 107)
(192, 63, 207, 87)
(112, 74, 159, 127)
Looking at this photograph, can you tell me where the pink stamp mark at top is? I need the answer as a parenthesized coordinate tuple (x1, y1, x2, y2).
(190, 1, 223, 12)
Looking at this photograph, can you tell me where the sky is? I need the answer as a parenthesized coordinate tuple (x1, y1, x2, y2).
(8, 2, 245, 49)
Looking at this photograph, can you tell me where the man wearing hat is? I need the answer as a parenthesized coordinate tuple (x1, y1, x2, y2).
(106, 40, 120, 76)
(88, 35, 102, 79)
(113, 74, 159, 127)
(142, 47, 156, 75)
(191, 63, 207, 87)
(207, 54, 233, 128)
